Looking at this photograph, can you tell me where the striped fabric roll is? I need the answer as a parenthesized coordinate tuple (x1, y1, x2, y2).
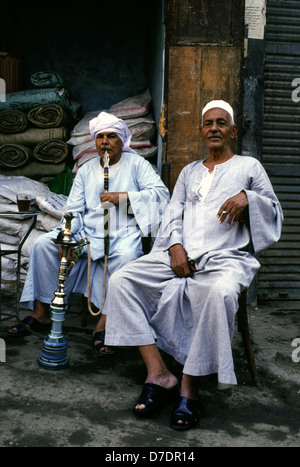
(33, 140, 69, 163)
(0, 110, 28, 133)
(0, 143, 32, 168)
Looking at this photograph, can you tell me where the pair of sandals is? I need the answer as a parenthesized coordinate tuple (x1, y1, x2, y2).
(134, 382, 201, 431)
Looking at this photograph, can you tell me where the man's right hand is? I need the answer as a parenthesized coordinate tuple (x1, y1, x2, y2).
(58, 246, 74, 261)
(169, 244, 194, 278)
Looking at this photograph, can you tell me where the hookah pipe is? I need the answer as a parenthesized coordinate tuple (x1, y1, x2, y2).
(38, 213, 82, 369)
(37, 151, 110, 367)
(86, 150, 110, 317)
(55, 150, 110, 318)
(103, 150, 110, 258)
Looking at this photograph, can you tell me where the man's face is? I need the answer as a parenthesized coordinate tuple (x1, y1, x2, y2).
(200, 108, 237, 151)
(95, 132, 123, 164)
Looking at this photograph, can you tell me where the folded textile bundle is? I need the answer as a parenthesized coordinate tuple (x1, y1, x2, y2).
(134, 145, 158, 158)
(68, 110, 100, 137)
(0, 127, 69, 147)
(0, 161, 66, 178)
(69, 115, 155, 159)
(36, 192, 68, 219)
(28, 104, 73, 129)
(109, 89, 152, 119)
(0, 88, 82, 122)
(30, 71, 64, 88)
(0, 99, 72, 176)
(0, 173, 51, 202)
(0, 175, 65, 292)
(125, 116, 155, 141)
(1, 254, 29, 292)
(68, 90, 158, 172)
(0, 110, 29, 133)
(71, 151, 98, 172)
(0, 143, 32, 168)
(0, 71, 80, 179)
(0, 216, 33, 239)
(33, 140, 69, 163)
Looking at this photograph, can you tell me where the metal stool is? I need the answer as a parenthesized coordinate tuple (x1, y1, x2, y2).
(237, 289, 260, 386)
(0, 211, 38, 323)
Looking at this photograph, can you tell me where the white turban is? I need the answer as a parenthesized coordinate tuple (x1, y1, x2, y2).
(89, 111, 136, 153)
(202, 100, 234, 123)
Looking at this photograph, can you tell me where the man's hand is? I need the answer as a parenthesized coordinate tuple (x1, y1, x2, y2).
(217, 191, 249, 225)
(169, 244, 195, 278)
(58, 246, 75, 261)
(56, 232, 74, 261)
(100, 192, 129, 206)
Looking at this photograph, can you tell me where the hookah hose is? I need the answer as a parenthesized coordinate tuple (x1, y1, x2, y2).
(86, 151, 110, 317)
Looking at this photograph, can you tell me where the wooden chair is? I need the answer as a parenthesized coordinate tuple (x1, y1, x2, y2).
(79, 266, 260, 387)
(237, 289, 260, 386)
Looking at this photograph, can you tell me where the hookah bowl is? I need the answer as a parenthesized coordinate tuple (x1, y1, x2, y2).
(38, 214, 78, 370)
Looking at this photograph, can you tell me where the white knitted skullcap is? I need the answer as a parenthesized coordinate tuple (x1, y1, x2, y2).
(202, 100, 234, 123)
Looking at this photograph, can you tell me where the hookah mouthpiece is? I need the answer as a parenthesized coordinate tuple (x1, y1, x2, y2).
(103, 151, 109, 193)
(103, 150, 110, 168)
(64, 212, 74, 231)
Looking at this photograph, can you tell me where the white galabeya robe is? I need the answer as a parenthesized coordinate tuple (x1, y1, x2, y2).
(105, 155, 283, 387)
(20, 152, 170, 312)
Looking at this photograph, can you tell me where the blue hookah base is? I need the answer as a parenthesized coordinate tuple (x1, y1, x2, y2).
(38, 338, 69, 370)
(37, 306, 69, 370)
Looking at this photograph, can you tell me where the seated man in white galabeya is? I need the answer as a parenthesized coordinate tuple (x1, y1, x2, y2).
(104, 100, 283, 431)
(9, 112, 170, 358)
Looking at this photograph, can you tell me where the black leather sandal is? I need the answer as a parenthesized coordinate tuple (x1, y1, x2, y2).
(171, 396, 201, 431)
(133, 382, 178, 418)
(92, 330, 115, 357)
(8, 315, 49, 337)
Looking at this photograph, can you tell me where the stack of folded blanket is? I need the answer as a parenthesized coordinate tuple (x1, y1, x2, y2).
(0, 71, 81, 181)
(68, 89, 158, 173)
(0, 174, 68, 292)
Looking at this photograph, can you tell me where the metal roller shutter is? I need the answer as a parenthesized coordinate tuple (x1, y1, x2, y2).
(258, 0, 300, 301)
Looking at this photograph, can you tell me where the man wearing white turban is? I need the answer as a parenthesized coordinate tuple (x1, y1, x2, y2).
(89, 111, 136, 154)
(105, 100, 283, 430)
(10, 112, 170, 356)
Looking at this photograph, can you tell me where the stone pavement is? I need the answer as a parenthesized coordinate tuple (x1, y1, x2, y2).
(0, 291, 299, 449)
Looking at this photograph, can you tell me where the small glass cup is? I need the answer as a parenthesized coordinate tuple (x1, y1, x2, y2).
(17, 194, 31, 212)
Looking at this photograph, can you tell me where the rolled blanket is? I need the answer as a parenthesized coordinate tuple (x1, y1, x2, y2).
(0, 127, 69, 147)
(0, 88, 82, 121)
(0, 161, 66, 178)
(33, 140, 69, 163)
(28, 104, 73, 129)
(0, 110, 28, 133)
(31, 71, 64, 88)
(0, 143, 32, 168)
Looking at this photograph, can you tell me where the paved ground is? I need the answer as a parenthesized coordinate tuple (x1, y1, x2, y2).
(0, 292, 299, 450)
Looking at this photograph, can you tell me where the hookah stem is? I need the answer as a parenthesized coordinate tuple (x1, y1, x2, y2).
(103, 150, 110, 256)
(87, 150, 110, 317)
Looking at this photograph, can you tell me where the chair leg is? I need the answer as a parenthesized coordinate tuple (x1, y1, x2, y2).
(237, 290, 260, 387)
